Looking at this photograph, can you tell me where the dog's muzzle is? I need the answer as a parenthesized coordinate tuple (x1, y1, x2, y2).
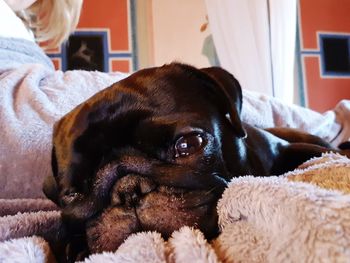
(60, 154, 226, 254)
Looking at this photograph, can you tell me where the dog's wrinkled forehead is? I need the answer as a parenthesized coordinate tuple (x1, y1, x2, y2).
(120, 63, 221, 112)
(55, 63, 220, 140)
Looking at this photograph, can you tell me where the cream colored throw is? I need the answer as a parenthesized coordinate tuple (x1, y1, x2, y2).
(1, 153, 350, 262)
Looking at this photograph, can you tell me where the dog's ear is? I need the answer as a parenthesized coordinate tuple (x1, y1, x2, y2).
(201, 67, 246, 138)
(42, 147, 60, 204)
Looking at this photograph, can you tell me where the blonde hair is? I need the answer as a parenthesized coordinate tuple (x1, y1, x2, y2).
(19, 0, 83, 49)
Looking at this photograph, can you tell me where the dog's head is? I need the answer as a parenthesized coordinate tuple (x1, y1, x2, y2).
(43, 63, 247, 254)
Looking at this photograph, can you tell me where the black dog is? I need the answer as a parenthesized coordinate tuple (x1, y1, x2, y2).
(43, 63, 336, 258)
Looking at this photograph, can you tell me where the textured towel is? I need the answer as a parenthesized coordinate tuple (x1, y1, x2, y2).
(1, 153, 350, 262)
(241, 89, 349, 145)
(0, 37, 128, 198)
(216, 174, 350, 262)
(0, 198, 57, 216)
(0, 236, 55, 263)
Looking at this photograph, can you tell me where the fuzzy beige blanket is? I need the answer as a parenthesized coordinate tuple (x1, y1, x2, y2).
(1, 153, 350, 263)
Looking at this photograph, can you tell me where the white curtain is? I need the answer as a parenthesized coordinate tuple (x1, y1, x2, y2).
(205, 0, 297, 104)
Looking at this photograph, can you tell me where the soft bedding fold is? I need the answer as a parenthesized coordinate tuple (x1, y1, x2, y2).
(0, 199, 58, 216)
(1, 153, 350, 262)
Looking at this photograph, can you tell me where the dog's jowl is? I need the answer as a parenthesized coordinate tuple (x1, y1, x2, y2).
(43, 63, 336, 257)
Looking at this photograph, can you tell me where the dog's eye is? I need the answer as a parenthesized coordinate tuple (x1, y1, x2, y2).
(174, 133, 204, 157)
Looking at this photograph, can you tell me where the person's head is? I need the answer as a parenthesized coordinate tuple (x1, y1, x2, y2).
(6, 0, 83, 49)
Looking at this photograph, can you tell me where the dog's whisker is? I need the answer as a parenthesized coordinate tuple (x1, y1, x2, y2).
(204, 186, 218, 196)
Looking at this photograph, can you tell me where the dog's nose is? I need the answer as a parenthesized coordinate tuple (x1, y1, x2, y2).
(111, 174, 156, 207)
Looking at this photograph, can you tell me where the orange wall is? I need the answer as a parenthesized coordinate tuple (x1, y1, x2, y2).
(299, 0, 350, 112)
(78, 0, 129, 51)
(78, 0, 132, 72)
(47, 0, 135, 73)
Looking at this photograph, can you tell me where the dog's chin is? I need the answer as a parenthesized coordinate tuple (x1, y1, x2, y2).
(85, 187, 219, 254)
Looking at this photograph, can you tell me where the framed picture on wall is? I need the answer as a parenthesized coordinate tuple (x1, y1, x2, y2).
(66, 34, 105, 71)
(46, 0, 137, 73)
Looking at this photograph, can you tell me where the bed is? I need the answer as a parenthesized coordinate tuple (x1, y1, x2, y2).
(1, 38, 350, 262)
(1, 152, 350, 262)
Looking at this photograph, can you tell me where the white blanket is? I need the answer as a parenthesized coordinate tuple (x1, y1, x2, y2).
(1, 153, 350, 262)
(0, 37, 127, 198)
